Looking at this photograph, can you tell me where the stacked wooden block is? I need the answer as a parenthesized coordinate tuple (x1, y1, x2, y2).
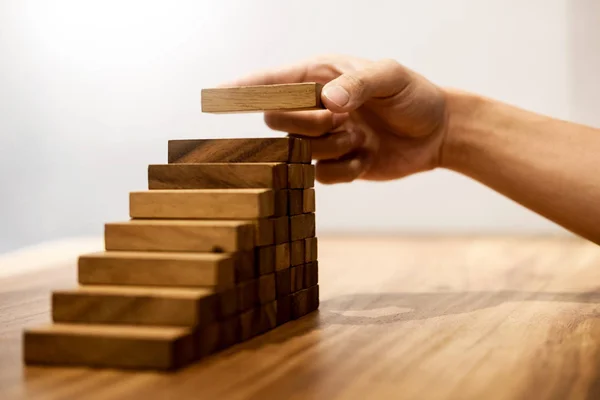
(23, 137, 319, 371)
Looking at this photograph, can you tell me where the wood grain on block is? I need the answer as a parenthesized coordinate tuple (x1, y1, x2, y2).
(287, 165, 304, 189)
(168, 137, 311, 163)
(258, 274, 276, 304)
(23, 323, 195, 371)
(129, 189, 274, 219)
(276, 295, 291, 326)
(52, 285, 223, 328)
(237, 279, 258, 312)
(288, 136, 312, 163)
(304, 261, 319, 288)
(290, 264, 305, 293)
(275, 268, 291, 297)
(201, 83, 323, 113)
(275, 243, 290, 271)
(288, 190, 303, 215)
(304, 237, 318, 263)
(290, 213, 316, 242)
(148, 163, 288, 190)
(255, 246, 275, 276)
(274, 190, 289, 217)
(271, 216, 290, 244)
(291, 285, 320, 319)
(302, 164, 315, 188)
(302, 188, 316, 213)
(104, 220, 254, 253)
(248, 218, 274, 246)
(290, 240, 304, 267)
(78, 251, 236, 289)
(239, 301, 277, 341)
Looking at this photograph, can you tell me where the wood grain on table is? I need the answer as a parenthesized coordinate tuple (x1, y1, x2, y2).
(2, 236, 600, 400)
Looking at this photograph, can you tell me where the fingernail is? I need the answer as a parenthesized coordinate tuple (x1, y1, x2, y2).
(323, 85, 350, 107)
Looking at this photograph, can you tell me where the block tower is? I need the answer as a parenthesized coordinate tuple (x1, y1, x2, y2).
(23, 83, 322, 370)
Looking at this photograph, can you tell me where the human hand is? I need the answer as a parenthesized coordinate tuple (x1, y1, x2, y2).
(225, 55, 448, 184)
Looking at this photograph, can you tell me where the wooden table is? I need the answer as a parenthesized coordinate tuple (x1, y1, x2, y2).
(2, 236, 600, 399)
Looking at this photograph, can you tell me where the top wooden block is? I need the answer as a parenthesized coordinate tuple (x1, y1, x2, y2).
(201, 83, 324, 113)
(168, 137, 311, 164)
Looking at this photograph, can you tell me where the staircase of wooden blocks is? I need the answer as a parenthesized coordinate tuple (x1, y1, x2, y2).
(23, 137, 319, 371)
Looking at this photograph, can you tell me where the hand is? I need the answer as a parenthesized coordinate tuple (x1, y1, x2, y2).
(225, 55, 449, 184)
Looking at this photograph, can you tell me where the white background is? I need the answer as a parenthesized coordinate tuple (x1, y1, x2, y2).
(1, 0, 599, 253)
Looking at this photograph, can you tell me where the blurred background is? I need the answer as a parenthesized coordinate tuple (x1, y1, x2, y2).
(1, 0, 599, 254)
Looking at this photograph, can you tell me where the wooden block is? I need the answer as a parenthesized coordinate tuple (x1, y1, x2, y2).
(233, 251, 256, 282)
(78, 251, 236, 289)
(261, 301, 277, 333)
(23, 324, 195, 371)
(288, 190, 303, 215)
(291, 285, 319, 319)
(302, 164, 315, 188)
(168, 137, 311, 164)
(304, 237, 318, 263)
(271, 216, 290, 244)
(290, 213, 316, 242)
(129, 189, 274, 219)
(196, 316, 240, 357)
(52, 285, 225, 327)
(148, 163, 288, 190)
(304, 261, 319, 288)
(201, 83, 323, 113)
(302, 188, 316, 213)
(307, 284, 320, 313)
(276, 295, 292, 325)
(104, 220, 254, 253)
(254, 245, 275, 276)
(290, 240, 304, 266)
(217, 316, 240, 350)
(275, 243, 290, 271)
(290, 264, 305, 293)
(216, 287, 239, 319)
(275, 268, 291, 297)
(258, 274, 276, 304)
(239, 302, 278, 341)
(237, 279, 258, 312)
(287, 165, 304, 189)
(274, 190, 289, 217)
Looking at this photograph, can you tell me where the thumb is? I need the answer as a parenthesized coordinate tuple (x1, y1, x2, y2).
(321, 59, 411, 113)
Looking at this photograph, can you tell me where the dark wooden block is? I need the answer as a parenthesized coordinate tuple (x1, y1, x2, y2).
(302, 164, 315, 188)
(276, 295, 292, 325)
(288, 165, 304, 189)
(254, 246, 275, 276)
(304, 237, 318, 263)
(275, 268, 291, 297)
(288, 190, 303, 215)
(302, 188, 315, 213)
(290, 240, 304, 267)
(274, 190, 289, 217)
(258, 274, 276, 304)
(271, 216, 290, 244)
(290, 213, 316, 242)
(304, 261, 319, 288)
(291, 285, 319, 319)
(234, 251, 256, 282)
(290, 264, 305, 293)
(168, 137, 311, 164)
(236, 279, 258, 312)
(275, 243, 290, 271)
(148, 163, 288, 190)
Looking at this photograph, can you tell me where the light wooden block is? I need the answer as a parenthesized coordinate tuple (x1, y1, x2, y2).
(167, 137, 311, 164)
(271, 216, 290, 244)
(290, 240, 304, 266)
(275, 243, 290, 271)
(287, 165, 304, 189)
(129, 189, 274, 219)
(148, 163, 288, 190)
(288, 190, 303, 215)
(52, 285, 232, 327)
(274, 190, 289, 217)
(258, 274, 276, 304)
(302, 188, 316, 213)
(303, 164, 315, 188)
(104, 220, 254, 253)
(23, 324, 195, 371)
(201, 83, 323, 113)
(304, 237, 318, 263)
(290, 213, 316, 242)
(78, 251, 237, 289)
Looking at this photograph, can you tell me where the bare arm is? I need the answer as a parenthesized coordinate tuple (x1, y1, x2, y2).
(444, 90, 600, 243)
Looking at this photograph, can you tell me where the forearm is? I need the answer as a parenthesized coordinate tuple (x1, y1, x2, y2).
(442, 89, 600, 243)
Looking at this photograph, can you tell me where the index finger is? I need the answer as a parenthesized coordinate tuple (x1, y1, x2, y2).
(220, 58, 339, 87)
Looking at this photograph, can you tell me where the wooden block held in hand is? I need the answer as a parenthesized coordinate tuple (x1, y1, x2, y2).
(129, 189, 274, 219)
(201, 83, 323, 113)
(288, 190, 303, 215)
(275, 243, 290, 271)
(304, 237, 318, 263)
(148, 163, 288, 190)
(302, 188, 315, 213)
(290, 213, 316, 242)
(104, 220, 254, 253)
(290, 240, 304, 266)
(52, 286, 221, 327)
(258, 274, 276, 304)
(78, 251, 236, 289)
(168, 137, 311, 164)
(23, 324, 195, 371)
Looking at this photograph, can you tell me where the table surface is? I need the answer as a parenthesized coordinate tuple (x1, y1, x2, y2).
(2, 235, 600, 400)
